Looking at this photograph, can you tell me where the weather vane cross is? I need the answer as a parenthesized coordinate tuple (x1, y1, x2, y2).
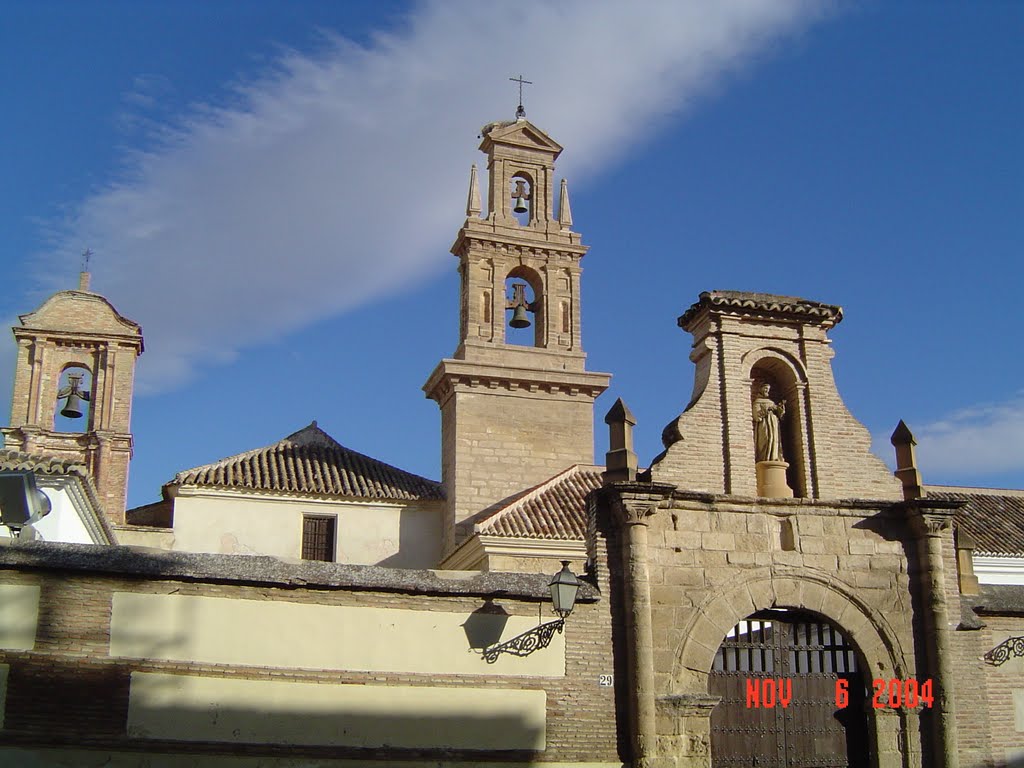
(509, 75, 532, 119)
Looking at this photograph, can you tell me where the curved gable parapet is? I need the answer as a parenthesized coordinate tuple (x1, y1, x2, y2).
(18, 290, 142, 342)
(652, 290, 901, 500)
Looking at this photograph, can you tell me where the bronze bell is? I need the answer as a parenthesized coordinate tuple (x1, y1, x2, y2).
(509, 304, 531, 329)
(57, 373, 90, 419)
(60, 394, 85, 419)
(512, 179, 530, 214)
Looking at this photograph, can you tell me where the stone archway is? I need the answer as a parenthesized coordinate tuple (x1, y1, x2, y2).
(667, 571, 918, 768)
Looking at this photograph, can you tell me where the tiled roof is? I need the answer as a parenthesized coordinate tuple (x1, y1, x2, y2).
(0, 450, 90, 478)
(678, 290, 843, 329)
(472, 465, 603, 540)
(169, 422, 443, 502)
(926, 486, 1024, 556)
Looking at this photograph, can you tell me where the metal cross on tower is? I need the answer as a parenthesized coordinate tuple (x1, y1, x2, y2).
(509, 74, 532, 119)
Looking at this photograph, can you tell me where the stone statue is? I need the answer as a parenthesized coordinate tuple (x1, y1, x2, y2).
(753, 383, 786, 462)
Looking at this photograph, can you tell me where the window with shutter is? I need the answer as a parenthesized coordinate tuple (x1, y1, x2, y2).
(301, 515, 336, 562)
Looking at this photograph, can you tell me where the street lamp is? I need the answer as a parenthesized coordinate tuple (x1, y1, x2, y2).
(482, 561, 581, 663)
(549, 560, 582, 619)
(0, 470, 52, 538)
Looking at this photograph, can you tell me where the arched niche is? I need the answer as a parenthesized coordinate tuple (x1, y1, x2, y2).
(505, 265, 545, 348)
(745, 348, 810, 498)
(509, 171, 534, 227)
(54, 364, 93, 433)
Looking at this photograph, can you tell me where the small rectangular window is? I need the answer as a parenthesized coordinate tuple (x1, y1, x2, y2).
(301, 515, 336, 562)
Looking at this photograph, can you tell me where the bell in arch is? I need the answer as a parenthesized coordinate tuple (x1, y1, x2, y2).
(512, 179, 530, 214)
(506, 281, 533, 329)
(57, 372, 91, 420)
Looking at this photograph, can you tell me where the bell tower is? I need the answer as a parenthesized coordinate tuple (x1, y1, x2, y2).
(2, 270, 144, 524)
(424, 115, 610, 555)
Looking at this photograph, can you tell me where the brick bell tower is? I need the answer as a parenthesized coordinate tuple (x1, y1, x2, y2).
(2, 269, 143, 524)
(423, 114, 610, 555)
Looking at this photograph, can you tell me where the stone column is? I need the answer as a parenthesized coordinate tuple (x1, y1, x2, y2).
(606, 482, 675, 768)
(909, 504, 961, 768)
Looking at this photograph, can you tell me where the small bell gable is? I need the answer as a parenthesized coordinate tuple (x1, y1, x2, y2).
(650, 290, 901, 501)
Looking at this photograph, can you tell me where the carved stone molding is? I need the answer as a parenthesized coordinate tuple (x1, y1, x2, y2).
(657, 692, 721, 718)
(614, 500, 658, 527)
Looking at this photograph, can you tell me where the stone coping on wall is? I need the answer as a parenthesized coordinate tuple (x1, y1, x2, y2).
(966, 584, 1024, 617)
(0, 539, 600, 602)
(610, 483, 911, 514)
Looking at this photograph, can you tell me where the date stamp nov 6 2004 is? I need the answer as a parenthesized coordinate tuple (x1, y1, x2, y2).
(745, 678, 935, 709)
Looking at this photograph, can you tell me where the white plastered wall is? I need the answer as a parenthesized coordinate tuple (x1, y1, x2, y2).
(170, 488, 442, 567)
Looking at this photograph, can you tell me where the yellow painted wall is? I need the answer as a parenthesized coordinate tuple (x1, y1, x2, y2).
(172, 491, 442, 567)
(127, 672, 546, 750)
(0, 584, 39, 650)
(110, 592, 564, 677)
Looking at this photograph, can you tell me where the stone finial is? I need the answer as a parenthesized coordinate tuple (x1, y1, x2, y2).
(955, 528, 981, 596)
(466, 164, 481, 217)
(890, 419, 922, 500)
(78, 271, 91, 291)
(604, 398, 637, 483)
(558, 178, 573, 227)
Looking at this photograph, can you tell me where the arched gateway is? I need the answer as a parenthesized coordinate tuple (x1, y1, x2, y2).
(709, 609, 871, 767)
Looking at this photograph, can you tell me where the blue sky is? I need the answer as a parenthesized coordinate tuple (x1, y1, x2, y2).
(2, 1, 1022, 509)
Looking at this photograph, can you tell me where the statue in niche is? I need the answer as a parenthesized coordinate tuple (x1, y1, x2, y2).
(753, 383, 786, 462)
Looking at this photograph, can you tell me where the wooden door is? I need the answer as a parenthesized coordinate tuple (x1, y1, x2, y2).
(709, 610, 871, 767)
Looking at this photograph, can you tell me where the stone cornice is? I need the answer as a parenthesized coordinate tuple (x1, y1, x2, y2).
(679, 290, 843, 331)
(423, 359, 610, 405)
(13, 326, 144, 350)
(451, 228, 588, 259)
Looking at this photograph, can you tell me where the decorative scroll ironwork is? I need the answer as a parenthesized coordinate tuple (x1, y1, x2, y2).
(482, 618, 564, 663)
(984, 635, 1024, 666)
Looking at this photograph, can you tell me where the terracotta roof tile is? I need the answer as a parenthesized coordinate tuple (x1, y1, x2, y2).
(473, 465, 603, 540)
(170, 422, 443, 502)
(926, 486, 1024, 556)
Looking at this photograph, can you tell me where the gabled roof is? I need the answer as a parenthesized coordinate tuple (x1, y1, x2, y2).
(926, 486, 1024, 557)
(469, 464, 604, 540)
(168, 422, 443, 502)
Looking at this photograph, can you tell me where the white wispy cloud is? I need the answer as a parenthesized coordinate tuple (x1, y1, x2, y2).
(873, 393, 1024, 479)
(28, 0, 830, 394)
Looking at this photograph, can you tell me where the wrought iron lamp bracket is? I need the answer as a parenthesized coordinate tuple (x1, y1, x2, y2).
(984, 635, 1024, 666)
(482, 618, 565, 664)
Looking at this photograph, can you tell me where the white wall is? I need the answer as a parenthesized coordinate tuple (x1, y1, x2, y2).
(170, 488, 443, 567)
(0, 483, 97, 544)
(974, 555, 1024, 585)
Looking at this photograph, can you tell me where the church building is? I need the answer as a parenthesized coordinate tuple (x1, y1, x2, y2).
(0, 112, 1022, 768)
